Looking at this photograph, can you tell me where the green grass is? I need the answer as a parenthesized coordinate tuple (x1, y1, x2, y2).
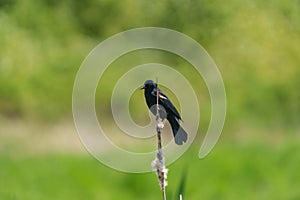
(1, 141, 300, 200)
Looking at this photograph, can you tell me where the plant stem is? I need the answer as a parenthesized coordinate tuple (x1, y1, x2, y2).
(156, 126, 166, 200)
(153, 78, 167, 200)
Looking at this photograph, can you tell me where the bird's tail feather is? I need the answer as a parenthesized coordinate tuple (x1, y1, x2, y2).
(168, 116, 188, 145)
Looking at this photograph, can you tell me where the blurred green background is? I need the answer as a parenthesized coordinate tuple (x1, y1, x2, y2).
(1, 0, 300, 199)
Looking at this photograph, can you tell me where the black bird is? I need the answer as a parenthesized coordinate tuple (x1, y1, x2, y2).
(141, 80, 188, 145)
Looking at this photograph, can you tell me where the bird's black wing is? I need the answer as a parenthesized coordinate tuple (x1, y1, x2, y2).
(157, 89, 182, 120)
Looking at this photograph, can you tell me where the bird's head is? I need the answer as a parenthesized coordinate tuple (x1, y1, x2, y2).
(141, 80, 157, 90)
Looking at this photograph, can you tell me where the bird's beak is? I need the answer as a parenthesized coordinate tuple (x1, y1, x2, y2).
(140, 85, 145, 90)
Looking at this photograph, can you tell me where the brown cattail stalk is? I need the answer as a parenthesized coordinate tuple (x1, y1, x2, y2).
(151, 79, 168, 200)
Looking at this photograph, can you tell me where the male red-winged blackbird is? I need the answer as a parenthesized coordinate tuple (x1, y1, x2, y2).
(141, 80, 188, 145)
